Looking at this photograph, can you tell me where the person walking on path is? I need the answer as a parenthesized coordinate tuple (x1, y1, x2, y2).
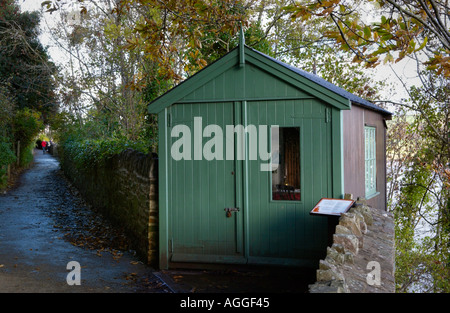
(41, 140, 47, 154)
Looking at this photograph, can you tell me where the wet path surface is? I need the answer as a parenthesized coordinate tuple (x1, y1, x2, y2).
(0, 149, 315, 294)
(0, 150, 169, 293)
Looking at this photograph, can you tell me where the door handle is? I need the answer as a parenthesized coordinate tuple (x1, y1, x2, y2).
(224, 207, 239, 218)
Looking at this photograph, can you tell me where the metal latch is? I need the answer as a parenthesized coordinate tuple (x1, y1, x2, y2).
(224, 207, 240, 218)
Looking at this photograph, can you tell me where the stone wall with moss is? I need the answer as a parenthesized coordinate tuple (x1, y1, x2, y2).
(59, 147, 159, 267)
(309, 198, 395, 293)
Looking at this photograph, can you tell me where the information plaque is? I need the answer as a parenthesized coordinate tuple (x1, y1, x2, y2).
(310, 198, 355, 216)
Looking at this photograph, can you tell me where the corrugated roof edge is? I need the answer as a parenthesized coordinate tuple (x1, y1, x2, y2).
(249, 46, 393, 117)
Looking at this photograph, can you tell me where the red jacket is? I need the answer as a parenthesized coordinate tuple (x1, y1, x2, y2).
(41, 141, 47, 148)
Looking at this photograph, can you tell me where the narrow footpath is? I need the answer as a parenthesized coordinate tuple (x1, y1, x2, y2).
(0, 149, 169, 293)
(0, 149, 315, 294)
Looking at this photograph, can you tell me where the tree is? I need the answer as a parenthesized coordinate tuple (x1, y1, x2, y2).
(43, 0, 151, 140)
(249, 0, 388, 100)
(286, 0, 449, 292)
(0, 0, 55, 174)
(121, 0, 251, 81)
(0, 83, 15, 188)
(284, 0, 449, 75)
(40, 0, 254, 145)
(0, 0, 57, 122)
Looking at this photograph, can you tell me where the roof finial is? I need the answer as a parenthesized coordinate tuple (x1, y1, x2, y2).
(239, 23, 245, 67)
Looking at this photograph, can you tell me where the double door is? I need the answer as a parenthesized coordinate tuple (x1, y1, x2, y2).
(167, 99, 331, 266)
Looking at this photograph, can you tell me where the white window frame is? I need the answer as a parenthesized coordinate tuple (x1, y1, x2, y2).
(364, 126, 377, 198)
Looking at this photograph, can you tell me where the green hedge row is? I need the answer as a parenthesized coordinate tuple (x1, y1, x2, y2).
(0, 137, 16, 188)
(60, 137, 151, 170)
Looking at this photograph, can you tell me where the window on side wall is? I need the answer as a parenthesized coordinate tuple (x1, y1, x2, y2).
(364, 126, 377, 198)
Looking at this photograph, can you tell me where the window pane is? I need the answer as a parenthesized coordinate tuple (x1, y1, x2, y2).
(272, 127, 300, 201)
(364, 126, 376, 196)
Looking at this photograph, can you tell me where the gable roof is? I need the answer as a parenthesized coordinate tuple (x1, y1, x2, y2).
(249, 47, 392, 116)
(148, 44, 392, 117)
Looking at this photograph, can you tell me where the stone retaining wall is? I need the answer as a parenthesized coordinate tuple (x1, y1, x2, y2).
(59, 148, 159, 267)
(309, 198, 395, 293)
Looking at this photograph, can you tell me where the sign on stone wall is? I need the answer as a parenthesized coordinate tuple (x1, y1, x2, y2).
(310, 198, 355, 216)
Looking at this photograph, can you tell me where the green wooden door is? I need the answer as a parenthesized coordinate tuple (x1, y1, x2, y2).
(166, 99, 332, 266)
(167, 102, 245, 264)
(246, 99, 332, 267)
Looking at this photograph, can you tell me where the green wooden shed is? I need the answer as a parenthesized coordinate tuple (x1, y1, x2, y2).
(148, 39, 392, 270)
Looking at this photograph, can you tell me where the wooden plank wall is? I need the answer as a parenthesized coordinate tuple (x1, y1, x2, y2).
(343, 105, 387, 210)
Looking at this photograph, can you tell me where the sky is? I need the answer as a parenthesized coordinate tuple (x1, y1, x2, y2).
(19, 0, 59, 61)
(18, 0, 40, 11)
(18, 0, 419, 109)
